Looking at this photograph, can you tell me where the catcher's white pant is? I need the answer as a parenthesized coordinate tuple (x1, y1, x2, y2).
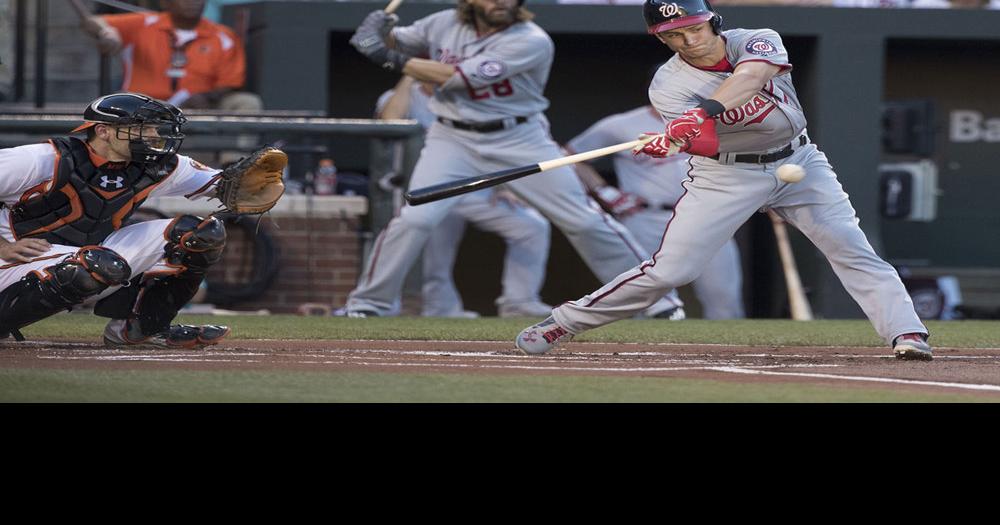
(347, 118, 660, 316)
(553, 143, 927, 345)
(0, 219, 179, 299)
(621, 208, 744, 319)
(422, 189, 550, 317)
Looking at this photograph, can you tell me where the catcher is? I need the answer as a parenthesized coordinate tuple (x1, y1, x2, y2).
(0, 92, 286, 347)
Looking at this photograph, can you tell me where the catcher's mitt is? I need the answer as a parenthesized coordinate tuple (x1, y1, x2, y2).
(215, 147, 288, 215)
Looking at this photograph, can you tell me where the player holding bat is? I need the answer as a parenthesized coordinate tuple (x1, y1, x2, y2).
(514, 0, 932, 361)
(343, 0, 680, 319)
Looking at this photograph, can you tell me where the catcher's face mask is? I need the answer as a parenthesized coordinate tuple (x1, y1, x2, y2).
(119, 104, 187, 166)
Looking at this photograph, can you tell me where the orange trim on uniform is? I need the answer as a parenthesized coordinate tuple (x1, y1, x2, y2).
(163, 215, 183, 241)
(20, 184, 85, 238)
(93, 187, 128, 200)
(13, 141, 67, 241)
(0, 252, 65, 270)
(71, 122, 98, 134)
(176, 217, 215, 253)
(30, 138, 63, 204)
(18, 180, 51, 205)
(110, 161, 178, 230)
(110, 200, 136, 231)
(84, 142, 114, 168)
(72, 245, 114, 285)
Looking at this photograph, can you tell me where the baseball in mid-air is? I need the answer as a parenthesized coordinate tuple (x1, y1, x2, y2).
(777, 163, 805, 183)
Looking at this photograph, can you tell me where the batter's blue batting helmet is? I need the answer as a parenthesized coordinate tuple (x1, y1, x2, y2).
(643, 0, 723, 35)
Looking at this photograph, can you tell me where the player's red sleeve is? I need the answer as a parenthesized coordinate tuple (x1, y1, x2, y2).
(100, 12, 148, 45)
(215, 28, 247, 90)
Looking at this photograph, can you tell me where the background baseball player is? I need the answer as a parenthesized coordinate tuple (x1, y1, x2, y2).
(517, 0, 932, 360)
(568, 101, 745, 320)
(0, 92, 284, 347)
(345, 0, 678, 318)
(377, 75, 553, 318)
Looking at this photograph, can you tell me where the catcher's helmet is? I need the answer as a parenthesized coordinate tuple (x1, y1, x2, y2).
(72, 92, 186, 166)
(643, 0, 723, 35)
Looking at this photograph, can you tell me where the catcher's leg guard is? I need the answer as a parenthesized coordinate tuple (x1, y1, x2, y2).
(0, 247, 131, 341)
(95, 215, 227, 343)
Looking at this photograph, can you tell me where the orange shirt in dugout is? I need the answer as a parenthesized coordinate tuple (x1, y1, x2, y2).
(102, 12, 246, 101)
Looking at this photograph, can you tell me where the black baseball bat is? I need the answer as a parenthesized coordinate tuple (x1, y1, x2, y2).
(405, 164, 540, 205)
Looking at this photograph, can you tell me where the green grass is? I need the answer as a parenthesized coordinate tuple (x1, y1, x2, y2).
(0, 368, 993, 403)
(4, 313, 999, 403)
(18, 312, 1000, 348)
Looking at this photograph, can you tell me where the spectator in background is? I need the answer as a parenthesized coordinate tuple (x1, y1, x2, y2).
(80, 0, 262, 111)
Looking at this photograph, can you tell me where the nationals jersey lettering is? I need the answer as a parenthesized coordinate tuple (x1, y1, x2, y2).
(718, 95, 778, 127)
(391, 9, 552, 122)
(649, 28, 807, 153)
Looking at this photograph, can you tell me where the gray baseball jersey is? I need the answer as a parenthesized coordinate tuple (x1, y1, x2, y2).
(392, 9, 552, 121)
(348, 9, 678, 318)
(549, 27, 926, 345)
(649, 28, 806, 153)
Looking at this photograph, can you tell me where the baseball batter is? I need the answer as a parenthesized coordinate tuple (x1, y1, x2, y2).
(568, 104, 745, 320)
(517, 0, 932, 360)
(346, 0, 678, 318)
(376, 77, 553, 318)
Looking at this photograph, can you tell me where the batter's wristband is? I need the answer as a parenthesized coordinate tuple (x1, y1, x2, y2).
(697, 99, 726, 117)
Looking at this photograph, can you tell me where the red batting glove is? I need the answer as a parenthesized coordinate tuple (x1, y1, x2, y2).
(634, 132, 686, 158)
(592, 186, 647, 219)
(666, 107, 710, 143)
(685, 115, 719, 157)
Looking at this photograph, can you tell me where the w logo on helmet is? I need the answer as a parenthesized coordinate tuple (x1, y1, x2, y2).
(659, 3, 683, 18)
(99, 175, 125, 189)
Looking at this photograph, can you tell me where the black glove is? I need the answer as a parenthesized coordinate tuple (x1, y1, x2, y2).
(349, 10, 410, 72)
(360, 9, 399, 39)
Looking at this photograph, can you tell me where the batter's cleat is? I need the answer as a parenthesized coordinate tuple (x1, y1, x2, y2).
(498, 300, 553, 318)
(893, 333, 933, 361)
(515, 316, 574, 355)
(346, 309, 379, 318)
(103, 319, 230, 349)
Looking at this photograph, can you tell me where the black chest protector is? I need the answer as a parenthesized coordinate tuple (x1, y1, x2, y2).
(9, 137, 178, 246)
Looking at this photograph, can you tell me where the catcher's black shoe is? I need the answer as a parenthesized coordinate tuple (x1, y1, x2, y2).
(103, 319, 230, 349)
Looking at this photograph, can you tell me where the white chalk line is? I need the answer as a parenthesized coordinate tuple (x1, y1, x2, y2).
(15, 344, 1000, 392)
(288, 360, 841, 373)
(308, 359, 1000, 393)
(712, 367, 1000, 392)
